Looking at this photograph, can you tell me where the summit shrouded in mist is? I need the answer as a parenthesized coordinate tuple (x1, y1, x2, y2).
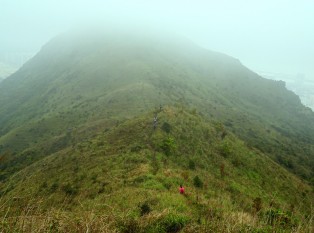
(1, 1, 314, 80)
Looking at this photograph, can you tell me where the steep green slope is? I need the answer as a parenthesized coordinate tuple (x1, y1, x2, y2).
(1, 107, 312, 232)
(0, 30, 313, 182)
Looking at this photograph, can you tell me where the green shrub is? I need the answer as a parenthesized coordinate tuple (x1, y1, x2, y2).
(161, 179, 172, 190)
(188, 160, 196, 170)
(160, 137, 177, 156)
(253, 197, 262, 213)
(139, 202, 151, 216)
(146, 213, 189, 233)
(91, 173, 98, 183)
(48, 219, 59, 232)
(264, 209, 295, 227)
(118, 217, 140, 233)
(133, 175, 150, 184)
(193, 176, 203, 189)
(131, 144, 142, 152)
(62, 183, 78, 196)
(159, 214, 188, 232)
(161, 122, 172, 134)
(39, 181, 48, 191)
(151, 153, 160, 175)
(220, 141, 232, 158)
(50, 182, 59, 193)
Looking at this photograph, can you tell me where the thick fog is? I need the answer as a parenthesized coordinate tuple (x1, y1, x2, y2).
(1, 0, 313, 81)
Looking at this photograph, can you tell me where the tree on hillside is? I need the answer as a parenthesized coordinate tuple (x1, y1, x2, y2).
(193, 175, 203, 202)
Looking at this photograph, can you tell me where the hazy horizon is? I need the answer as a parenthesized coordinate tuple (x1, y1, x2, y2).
(1, 0, 313, 80)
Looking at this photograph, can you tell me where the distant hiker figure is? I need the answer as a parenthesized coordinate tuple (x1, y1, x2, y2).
(153, 115, 158, 130)
(179, 185, 185, 194)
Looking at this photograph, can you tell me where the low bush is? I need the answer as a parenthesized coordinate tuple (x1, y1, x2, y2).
(161, 122, 172, 134)
(139, 202, 151, 216)
(146, 213, 189, 233)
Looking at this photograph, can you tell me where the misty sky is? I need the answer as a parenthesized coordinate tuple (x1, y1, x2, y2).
(1, 0, 314, 80)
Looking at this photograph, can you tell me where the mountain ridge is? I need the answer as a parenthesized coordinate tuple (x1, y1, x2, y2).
(0, 30, 313, 183)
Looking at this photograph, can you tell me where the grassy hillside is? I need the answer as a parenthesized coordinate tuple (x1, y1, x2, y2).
(0, 31, 313, 183)
(1, 107, 313, 232)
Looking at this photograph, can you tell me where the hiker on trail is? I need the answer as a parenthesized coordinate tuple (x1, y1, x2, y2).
(179, 185, 185, 194)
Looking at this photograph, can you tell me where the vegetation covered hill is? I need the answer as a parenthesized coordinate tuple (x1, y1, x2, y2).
(0, 30, 313, 184)
(0, 30, 313, 231)
(1, 107, 313, 232)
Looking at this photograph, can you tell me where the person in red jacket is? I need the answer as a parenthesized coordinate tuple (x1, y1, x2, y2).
(179, 185, 185, 194)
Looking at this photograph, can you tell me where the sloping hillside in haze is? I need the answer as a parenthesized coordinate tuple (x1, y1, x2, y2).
(259, 71, 314, 110)
(0, 62, 16, 82)
(0, 30, 313, 183)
